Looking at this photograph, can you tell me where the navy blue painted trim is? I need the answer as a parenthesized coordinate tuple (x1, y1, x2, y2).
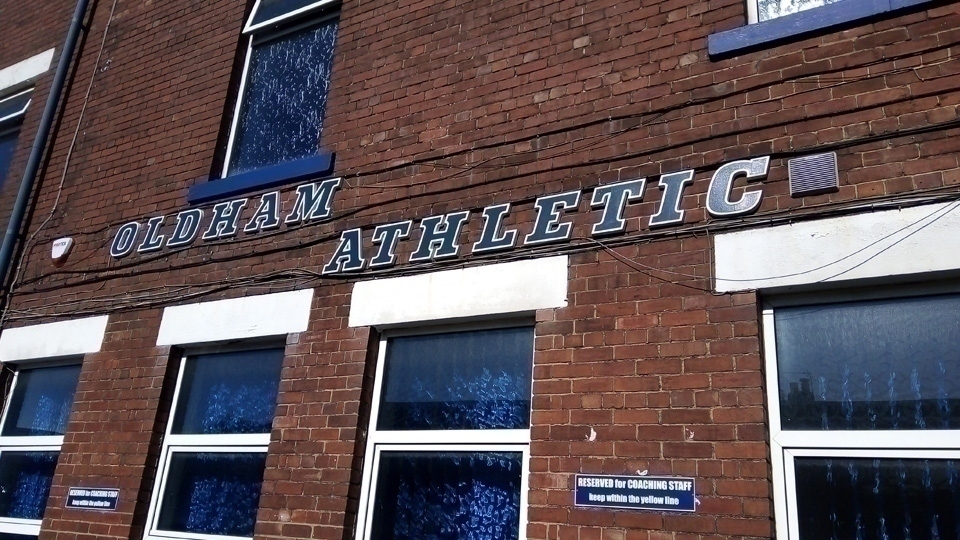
(187, 152, 335, 204)
(708, 0, 932, 58)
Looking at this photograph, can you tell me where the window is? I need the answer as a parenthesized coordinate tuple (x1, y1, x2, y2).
(356, 324, 534, 540)
(0, 362, 82, 539)
(226, 16, 338, 176)
(223, 0, 339, 178)
(0, 89, 32, 186)
(707, 0, 931, 57)
(763, 291, 960, 539)
(144, 348, 285, 540)
(188, 0, 339, 203)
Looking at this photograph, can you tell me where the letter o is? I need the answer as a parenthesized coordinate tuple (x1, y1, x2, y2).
(110, 222, 141, 258)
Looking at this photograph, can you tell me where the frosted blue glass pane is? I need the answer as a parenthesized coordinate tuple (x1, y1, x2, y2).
(157, 452, 267, 537)
(371, 452, 522, 540)
(171, 349, 284, 435)
(2, 364, 81, 437)
(0, 129, 18, 185)
(795, 457, 960, 539)
(775, 294, 960, 430)
(378, 327, 534, 430)
(249, 0, 320, 26)
(0, 451, 58, 520)
(228, 19, 338, 175)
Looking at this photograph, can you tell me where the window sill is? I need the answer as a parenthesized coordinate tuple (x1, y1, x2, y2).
(187, 152, 335, 204)
(707, 0, 932, 58)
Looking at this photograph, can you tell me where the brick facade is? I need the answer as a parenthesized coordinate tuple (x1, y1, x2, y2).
(0, 0, 958, 538)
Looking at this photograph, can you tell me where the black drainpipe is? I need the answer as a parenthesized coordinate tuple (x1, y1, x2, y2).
(0, 0, 90, 297)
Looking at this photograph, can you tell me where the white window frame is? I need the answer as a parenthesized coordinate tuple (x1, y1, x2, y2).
(781, 448, 960, 539)
(0, 87, 31, 125)
(0, 358, 82, 538)
(0, 48, 54, 180)
(746, 0, 761, 24)
(220, 0, 338, 177)
(748, 0, 831, 23)
(143, 345, 283, 540)
(0, 87, 32, 183)
(762, 284, 960, 540)
(242, 0, 337, 33)
(354, 321, 534, 540)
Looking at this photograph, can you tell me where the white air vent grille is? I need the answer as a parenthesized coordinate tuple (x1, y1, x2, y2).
(788, 152, 839, 197)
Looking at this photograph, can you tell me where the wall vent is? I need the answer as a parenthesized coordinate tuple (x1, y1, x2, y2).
(788, 152, 839, 197)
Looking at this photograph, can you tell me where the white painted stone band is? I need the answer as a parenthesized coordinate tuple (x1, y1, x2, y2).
(713, 201, 960, 292)
(0, 48, 55, 94)
(157, 289, 314, 346)
(349, 255, 569, 327)
(0, 315, 109, 363)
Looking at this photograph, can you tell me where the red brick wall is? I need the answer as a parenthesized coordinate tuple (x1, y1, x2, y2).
(531, 245, 768, 539)
(5, 0, 957, 312)
(257, 284, 371, 540)
(40, 310, 171, 540)
(0, 0, 957, 538)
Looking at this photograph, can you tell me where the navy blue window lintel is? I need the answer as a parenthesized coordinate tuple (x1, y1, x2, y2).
(187, 151, 334, 204)
(707, 0, 932, 58)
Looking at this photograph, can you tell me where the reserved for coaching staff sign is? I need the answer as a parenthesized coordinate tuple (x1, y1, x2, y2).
(574, 474, 696, 512)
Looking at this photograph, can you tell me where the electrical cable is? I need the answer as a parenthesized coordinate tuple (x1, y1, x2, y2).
(591, 197, 960, 286)
(814, 198, 960, 282)
(14, 156, 960, 294)
(589, 238, 714, 293)
(13, 39, 960, 249)
(8, 188, 960, 321)
(343, 38, 960, 187)
(351, 57, 960, 197)
(17, 103, 960, 291)
(5, 38, 960, 314)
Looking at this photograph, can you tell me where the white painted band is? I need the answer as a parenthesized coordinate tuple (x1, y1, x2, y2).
(714, 201, 960, 292)
(157, 289, 314, 346)
(0, 315, 109, 363)
(0, 48, 55, 94)
(349, 256, 569, 327)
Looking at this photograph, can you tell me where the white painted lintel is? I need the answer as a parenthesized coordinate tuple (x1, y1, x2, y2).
(0, 48, 55, 94)
(714, 201, 960, 292)
(0, 315, 109, 363)
(157, 289, 314, 346)
(349, 256, 569, 327)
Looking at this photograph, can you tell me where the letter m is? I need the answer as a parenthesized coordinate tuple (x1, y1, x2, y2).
(285, 177, 342, 224)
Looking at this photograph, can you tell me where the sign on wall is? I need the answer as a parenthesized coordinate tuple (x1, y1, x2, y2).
(574, 474, 696, 512)
(66, 487, 120, 511)
(109, 156, 772, 273)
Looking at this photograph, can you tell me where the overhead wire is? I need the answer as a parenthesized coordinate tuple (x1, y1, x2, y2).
(590, 196, 960, 289)
(338, 38, 960, 187)
(349, 56, 960, 197)
(15, 36, 960, 249)
(8, 187, 960, 321)
(11, 118, 960, 293)
(16, 103, 960, 292)
(5, 36, 960, 316)
(16, 84, 960, 290)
